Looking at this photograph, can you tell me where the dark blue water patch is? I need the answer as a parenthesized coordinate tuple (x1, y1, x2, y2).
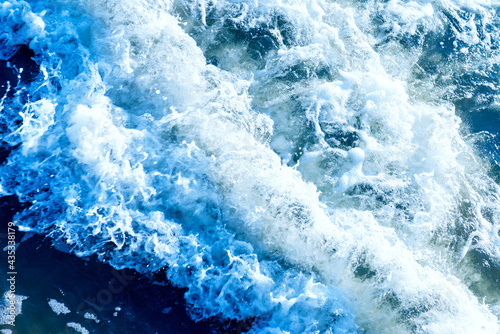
(276, 62, 336, 83)
(0, 45, 40, 98)
(464, 248, 500, 305)
(466, 114, 500, 183)
(186, 7, 297, 71)
(247, 33, 279, 61)
(0, 197, 248, 334)
(462, 108, 500, 135)
(455, 95, 500, 183)
(212, 22, 280, 63)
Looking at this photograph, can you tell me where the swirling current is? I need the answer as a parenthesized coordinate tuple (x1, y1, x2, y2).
(1, 0, 500, 333)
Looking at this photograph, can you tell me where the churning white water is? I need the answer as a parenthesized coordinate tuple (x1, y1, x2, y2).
(2, 0, 500, 332)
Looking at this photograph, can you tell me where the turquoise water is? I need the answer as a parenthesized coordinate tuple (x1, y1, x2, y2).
(1, 0, 500, 333)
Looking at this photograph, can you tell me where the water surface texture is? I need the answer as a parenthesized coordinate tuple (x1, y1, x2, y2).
(1, 0, 500, 333)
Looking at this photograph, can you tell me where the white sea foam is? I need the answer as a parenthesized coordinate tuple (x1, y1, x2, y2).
(48, 298, 71, 315)
(83, 312, 100, 323)
(66, 322, 89, 334)
(0, 292, 27, 325)
(2, 0, 500, 333)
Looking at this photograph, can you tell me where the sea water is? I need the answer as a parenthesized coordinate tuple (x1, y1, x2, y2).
(1, 0, 500, 333)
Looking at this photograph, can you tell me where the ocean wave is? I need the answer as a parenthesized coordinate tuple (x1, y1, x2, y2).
(2, 0, 500, 332)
